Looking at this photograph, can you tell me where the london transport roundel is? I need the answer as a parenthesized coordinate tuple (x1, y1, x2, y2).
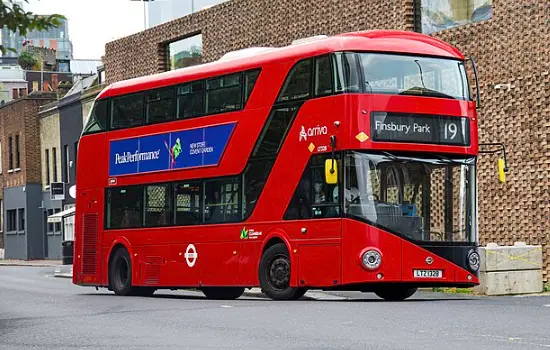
(185, 244, 198, 267)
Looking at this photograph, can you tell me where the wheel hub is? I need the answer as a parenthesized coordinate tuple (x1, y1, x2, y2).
(269, 256, 290, 290)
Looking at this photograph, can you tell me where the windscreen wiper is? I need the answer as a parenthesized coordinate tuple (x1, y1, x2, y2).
(399, 86, 456, 99)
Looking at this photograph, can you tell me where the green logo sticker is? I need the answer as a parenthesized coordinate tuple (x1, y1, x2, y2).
(240, 227, 249, 240)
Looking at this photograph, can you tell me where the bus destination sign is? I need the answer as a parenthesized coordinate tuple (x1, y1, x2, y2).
(371, 112, 470, 146)
(108, 123, 235, 176)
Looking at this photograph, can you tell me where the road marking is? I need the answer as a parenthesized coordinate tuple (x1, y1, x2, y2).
(220, 305, 233, 308)
(544, 304, 550, 307)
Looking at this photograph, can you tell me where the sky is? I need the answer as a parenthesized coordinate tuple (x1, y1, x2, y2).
(25, 0, 145, 59)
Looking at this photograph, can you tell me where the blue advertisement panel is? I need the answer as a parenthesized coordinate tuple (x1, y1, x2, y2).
(109, 123, 236, 176)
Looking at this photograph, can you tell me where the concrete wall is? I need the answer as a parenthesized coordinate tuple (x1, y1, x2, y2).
(59, 93, 83, 207)
(25, 184, 43, 259)
(41, 191, 62, 259)
(3, 186, 27, 259)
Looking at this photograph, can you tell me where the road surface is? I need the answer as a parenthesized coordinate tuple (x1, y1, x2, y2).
(1, 266, 549, 349)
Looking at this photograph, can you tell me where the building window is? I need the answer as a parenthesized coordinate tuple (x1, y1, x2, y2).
(52, 147, 57, 182)
(0, 200, 3, 233)
(421, 0, 493, 34)
(45, 149, 50, 185)
(8, 136, 13, 170)
(47, 209, 54, 233)
(18, 208, 24, 231)
(15, 134, 20, 169)
(144, 184, 172, 227)
(74, 141, 78, 180)
(54, 208, 61, 233)
(64, 145, 70, 183)
(167, 34, 202, 71)
(7, 209, 16, 232)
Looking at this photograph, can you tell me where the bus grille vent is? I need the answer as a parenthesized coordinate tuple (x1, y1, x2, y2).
(144, 256, 162, 285)
(81, 213, 99, 275)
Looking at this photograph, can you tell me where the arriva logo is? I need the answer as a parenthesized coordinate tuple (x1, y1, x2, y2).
(299, 125, 328, 142)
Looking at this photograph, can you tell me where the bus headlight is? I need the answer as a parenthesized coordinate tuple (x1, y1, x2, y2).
(361, 250, 382, 270)
(468, 251, 480, 271)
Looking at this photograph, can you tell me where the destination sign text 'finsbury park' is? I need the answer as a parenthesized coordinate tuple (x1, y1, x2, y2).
(109, 123, 235, 176)
(371, 112, 470, 146)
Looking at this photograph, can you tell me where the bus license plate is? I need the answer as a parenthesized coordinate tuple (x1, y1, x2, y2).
(413, 269, 443, 278)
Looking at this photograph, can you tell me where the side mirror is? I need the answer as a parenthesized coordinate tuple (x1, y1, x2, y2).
(325, 159, 338, 184)
(498, 158, 506, 183)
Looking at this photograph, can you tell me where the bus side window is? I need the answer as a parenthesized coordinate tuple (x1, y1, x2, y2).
(146, 88, 175, 124)
(204, 177, 240, 224)
(177, 81, 205, 119)
(277, 59, 312, 102)
(314, 55, 333, 97)
(206, 73, 243, 114)
(106, 186, 143, 229)
(284, 154, 340, 220)
(174, 182, 202, 226)
(111, 93, 144, 130)
(144, 184, 172, 227)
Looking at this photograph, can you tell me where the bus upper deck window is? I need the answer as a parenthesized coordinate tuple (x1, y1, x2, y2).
(83, 99, 108, 134)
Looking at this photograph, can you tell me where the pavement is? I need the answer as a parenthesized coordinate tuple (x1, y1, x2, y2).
(0, 259, 62, 267)
(1, 266, 550, 349)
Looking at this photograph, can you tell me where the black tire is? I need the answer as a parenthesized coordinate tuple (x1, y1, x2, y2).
(374, 287, 417, 301)
(109, 248, 135, 296)
(134, 287, 156, 297)
(202, 287, 245, 300)
(290, 287, 308, 300)
(258, 243, 303, 300)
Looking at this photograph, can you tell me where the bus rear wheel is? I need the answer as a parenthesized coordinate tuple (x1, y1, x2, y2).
(259, 243, 305, 300)
(109, 248, 135, 296)
(374, 286, 417, 301)
(202, 287, 245, 300)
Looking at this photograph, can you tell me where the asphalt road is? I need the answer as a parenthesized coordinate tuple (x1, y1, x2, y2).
(1, 266, 550, 350)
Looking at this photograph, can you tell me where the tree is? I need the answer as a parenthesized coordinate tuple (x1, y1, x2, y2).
(17, 50, 37, 70)
(0, 0, 65, 55)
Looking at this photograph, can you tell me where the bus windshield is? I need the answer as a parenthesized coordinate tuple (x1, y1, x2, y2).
(344, 151, 476, 243)
(358, 53, 470, 100)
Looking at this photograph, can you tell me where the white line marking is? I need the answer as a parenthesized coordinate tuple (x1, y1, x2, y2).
(220, 305, 233, 308)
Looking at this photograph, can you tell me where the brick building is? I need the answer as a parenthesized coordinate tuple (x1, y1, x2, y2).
(103, 0, 550, 280)
(0, 92, 57, 259)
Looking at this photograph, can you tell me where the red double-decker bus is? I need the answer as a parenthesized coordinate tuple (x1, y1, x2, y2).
(74, 30, 490, 301)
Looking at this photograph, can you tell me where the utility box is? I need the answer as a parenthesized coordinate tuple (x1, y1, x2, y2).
(473, 242, 543, 295)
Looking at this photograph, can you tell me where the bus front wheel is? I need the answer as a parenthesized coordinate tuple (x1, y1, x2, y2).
(374, 286, 417, 301)
(259, 243, 306, 300)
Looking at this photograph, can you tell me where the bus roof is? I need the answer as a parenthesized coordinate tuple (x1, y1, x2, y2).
(99, 30, 465, 100)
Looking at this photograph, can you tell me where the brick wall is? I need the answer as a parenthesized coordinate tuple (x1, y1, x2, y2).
(105, 0, 412, 84)
(104, 0, 550, 280)
(432, 1, 550, 282)
(38, 105, 61, 189)
(0, 93, 57, 188)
